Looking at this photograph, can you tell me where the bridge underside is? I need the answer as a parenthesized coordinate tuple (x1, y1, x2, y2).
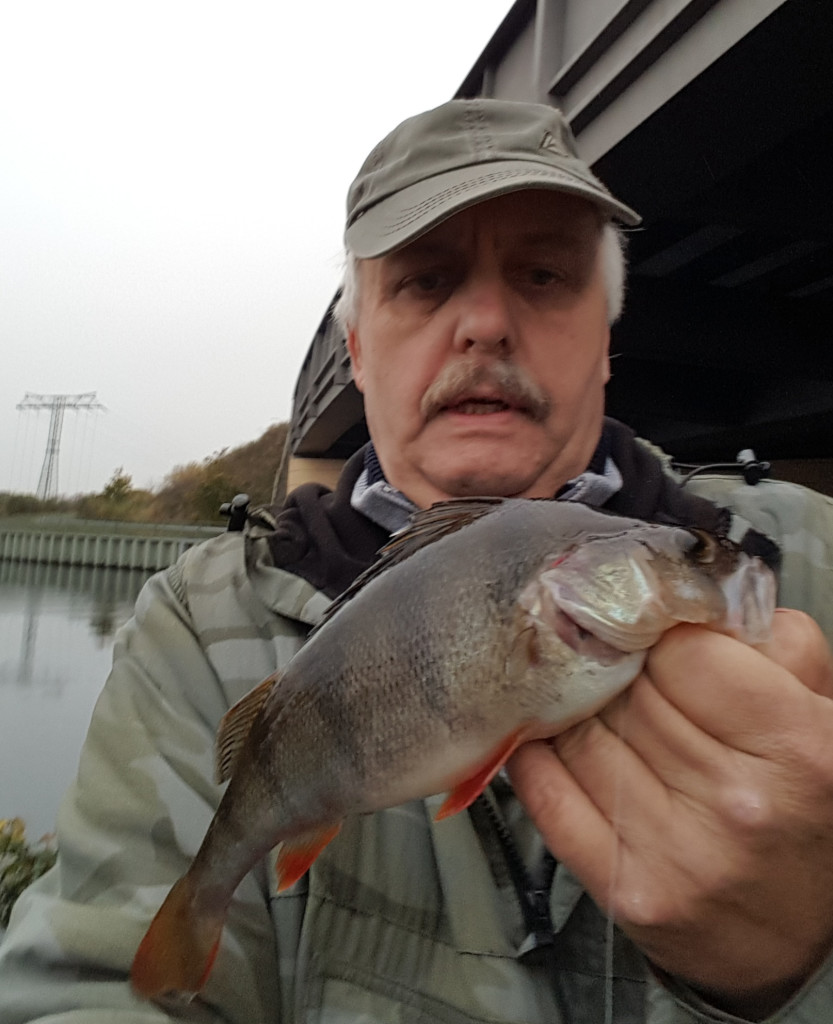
(594, 0, 833, 461)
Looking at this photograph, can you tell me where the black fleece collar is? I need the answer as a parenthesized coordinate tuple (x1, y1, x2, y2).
(264, 446, 389, 599)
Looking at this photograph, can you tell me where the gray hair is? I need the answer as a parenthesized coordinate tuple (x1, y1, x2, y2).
(332, 221, 628, 334)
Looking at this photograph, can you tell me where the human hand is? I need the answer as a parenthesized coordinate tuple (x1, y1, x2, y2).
(509, 609, 833, 1019)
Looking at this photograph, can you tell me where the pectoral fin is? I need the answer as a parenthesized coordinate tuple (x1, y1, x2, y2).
(276, 823, 342, 891)
(435, 728, 527, 821)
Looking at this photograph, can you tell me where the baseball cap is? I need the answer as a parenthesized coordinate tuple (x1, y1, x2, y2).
(345, 98, 641, 259)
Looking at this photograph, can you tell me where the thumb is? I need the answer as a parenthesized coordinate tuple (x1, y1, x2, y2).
(758, 609, 833, 698)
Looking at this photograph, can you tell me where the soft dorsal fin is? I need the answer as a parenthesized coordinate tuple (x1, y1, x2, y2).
(215, 672, 280, 783)
(311, 497, 506, 636)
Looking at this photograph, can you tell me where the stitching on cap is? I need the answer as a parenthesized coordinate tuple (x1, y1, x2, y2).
(383, 167, 589, 235)
(465, 102, 494, 160)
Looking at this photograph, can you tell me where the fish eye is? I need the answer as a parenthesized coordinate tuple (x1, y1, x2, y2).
(688, 530, 719, 563)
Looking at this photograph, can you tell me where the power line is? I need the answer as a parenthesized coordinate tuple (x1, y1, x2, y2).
(16, 393, 106, 499)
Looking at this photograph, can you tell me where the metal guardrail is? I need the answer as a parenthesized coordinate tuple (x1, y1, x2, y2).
(0, 523, 222, 571)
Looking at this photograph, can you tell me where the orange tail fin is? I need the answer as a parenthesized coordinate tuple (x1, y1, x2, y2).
(130, 874, 224, 1001)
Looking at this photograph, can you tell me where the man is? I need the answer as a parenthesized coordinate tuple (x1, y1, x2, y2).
(1, 98, 832, 1023)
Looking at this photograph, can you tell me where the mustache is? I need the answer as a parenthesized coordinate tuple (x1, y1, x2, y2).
(420, 360, 551, 423)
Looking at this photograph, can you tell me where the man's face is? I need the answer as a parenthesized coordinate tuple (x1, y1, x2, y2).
(347, 190, 612, 508)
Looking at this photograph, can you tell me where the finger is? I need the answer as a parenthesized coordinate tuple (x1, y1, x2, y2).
(598, 672, 739, 793)
(644, 624, 820, 755)
(547, 711, 673, 839)
(758, 609, 833, 698)
(509, 738, 703, 921)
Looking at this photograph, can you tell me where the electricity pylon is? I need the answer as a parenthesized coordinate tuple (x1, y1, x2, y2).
(16, 392, 105, 499)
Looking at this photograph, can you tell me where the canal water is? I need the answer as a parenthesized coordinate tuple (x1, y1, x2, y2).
(0, 560, 153, 839)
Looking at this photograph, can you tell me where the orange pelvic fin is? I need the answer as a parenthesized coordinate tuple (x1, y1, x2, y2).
(435, 728, 527, 821)
(130, 873, 223, 1001)
(276, 823, 342, 891)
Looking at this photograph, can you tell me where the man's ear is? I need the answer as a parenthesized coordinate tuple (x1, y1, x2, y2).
(601, 326, 611, 385)
(347, 329, 365, 393)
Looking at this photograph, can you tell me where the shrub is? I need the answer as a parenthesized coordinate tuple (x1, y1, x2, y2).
(0, 818, 57, 928)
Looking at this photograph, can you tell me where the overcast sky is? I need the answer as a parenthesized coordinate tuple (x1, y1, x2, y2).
(0, 0, 513, 497)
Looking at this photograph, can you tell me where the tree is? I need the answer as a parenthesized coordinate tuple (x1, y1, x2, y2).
(148, 422, 288, 524)
(101, 468, 133, 504)
(75, 468, 154, 522)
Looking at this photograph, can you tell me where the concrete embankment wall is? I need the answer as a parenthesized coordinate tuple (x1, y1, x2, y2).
(0, 521, 223, 572)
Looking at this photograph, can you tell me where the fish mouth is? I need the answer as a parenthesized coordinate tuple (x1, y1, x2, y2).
(519, 572, 630, 665)
(551, 604, 628, 665)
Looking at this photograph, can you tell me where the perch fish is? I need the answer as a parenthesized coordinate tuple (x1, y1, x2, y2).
(131, 497, 775, 1000)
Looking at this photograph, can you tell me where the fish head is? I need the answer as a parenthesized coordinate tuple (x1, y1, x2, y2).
(520, 523, 776, 657)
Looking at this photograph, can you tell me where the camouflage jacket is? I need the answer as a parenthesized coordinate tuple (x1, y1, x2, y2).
(0, 459, 832, 1023)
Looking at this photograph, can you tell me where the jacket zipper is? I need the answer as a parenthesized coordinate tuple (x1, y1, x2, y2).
(471, 793, 557, 953)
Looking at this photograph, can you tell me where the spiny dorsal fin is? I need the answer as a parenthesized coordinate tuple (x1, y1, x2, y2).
(215, 672, 280, 783)
(312, 497, 506, 635)
(385, 497, 506, 558)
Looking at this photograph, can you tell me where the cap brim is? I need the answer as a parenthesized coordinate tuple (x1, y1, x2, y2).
(345, 159, 641, 258)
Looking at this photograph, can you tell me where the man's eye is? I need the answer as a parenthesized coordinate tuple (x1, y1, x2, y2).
(413, 272, 445, 291)
(401, 271, 449, 295)
(527, 267, 562, 286)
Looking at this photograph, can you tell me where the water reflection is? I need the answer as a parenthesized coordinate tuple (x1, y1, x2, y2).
(0, 561, 149, 690)
(0, 560, 153, 837)
(0, 559, 149, 615)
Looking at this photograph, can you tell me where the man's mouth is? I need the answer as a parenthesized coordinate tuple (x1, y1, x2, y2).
(444, 396, 519, 416)
(421, 361, 551, 423)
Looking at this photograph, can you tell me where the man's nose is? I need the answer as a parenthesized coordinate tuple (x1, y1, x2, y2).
(451, 279, 514, 355)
